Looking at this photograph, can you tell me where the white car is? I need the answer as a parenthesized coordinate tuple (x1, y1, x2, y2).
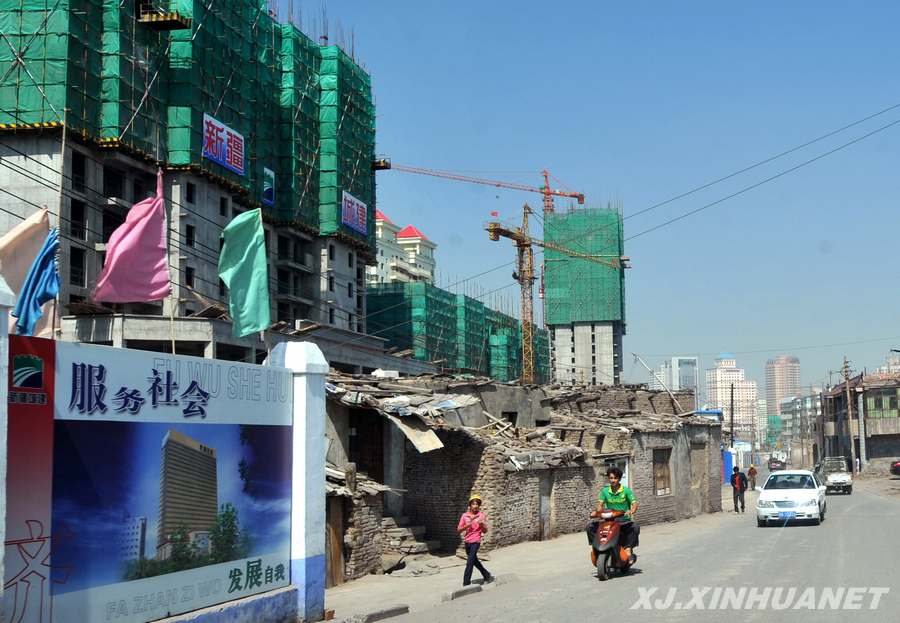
(755, 469, 826, 527)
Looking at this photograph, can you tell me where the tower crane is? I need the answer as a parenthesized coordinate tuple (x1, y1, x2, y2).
(372, 159, 585, 213)
(486, 204, 630, 383)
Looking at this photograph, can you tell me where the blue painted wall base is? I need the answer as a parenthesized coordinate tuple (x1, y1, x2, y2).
(156, 586, 299, 623)
(292, 554, 326, 621)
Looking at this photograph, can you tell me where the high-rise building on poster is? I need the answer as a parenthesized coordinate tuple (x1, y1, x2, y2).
(705, 352, 758, 439)
(765, 355, 802, 416)
(158, 429, 218, 560)
(120, 512, 147, 563)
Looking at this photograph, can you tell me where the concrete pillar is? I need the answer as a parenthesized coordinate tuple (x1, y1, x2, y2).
(112, 315, 125, 348)
(382, 423, 405, 518)
(269, 341, 328, 623)
(0, 277, 16, 613)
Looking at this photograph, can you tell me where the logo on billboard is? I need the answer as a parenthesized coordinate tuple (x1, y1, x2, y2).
(341, 191, 367, 235)
(263, 168, 275, 206)
(13, 354, 44, 389)
(202, 114, 245, 175)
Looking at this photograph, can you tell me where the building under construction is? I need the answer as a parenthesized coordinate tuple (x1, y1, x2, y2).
(0, 0, 405, 369)
(367, 281, 551, 383)
(543, 201, 626, 386)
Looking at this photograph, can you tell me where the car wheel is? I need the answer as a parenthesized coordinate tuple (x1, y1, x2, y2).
(847, 486, 852, 495)
(757, 517, 767, 527)
(813, 510, 821, 525)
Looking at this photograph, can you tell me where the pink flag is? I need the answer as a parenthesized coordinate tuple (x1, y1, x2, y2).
(0, 206, 59, 336)
(92, 169, 171, 302)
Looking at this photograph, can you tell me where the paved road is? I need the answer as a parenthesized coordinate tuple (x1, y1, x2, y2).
(355, 471, 898, 622)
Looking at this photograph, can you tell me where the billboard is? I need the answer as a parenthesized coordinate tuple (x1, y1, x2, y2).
(202, 114, 245, 175)
(341, 191, 367, 235)
(5, 338, 294, 623)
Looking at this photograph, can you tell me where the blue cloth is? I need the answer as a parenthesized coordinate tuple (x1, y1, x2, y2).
(12, 229, 59, 336)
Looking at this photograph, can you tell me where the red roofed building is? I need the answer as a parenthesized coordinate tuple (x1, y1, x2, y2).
(368, 211, 437, 285)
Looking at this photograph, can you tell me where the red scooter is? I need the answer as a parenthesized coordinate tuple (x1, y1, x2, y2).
(589, 510, 634, 581)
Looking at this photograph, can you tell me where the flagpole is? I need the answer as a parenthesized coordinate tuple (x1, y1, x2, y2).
(51, 109, 68, 339)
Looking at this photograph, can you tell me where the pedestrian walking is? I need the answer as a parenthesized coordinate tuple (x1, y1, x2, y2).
(730, 466, 748, 514)
(457, 494, 495, 586)
(747, 465, 758, 490)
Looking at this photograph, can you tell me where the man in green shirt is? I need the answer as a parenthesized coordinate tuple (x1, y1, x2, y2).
(586, 466, 640, 563)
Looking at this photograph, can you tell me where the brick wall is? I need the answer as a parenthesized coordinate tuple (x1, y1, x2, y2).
(404, 428, 599, 552)
(342, 492, 384, 580)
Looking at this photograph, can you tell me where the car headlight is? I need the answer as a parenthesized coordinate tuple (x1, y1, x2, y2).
(757, 500, 775, 508)
(801, 499, 817, 507)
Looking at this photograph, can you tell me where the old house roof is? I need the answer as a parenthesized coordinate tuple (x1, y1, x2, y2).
(326, 466, 390, 497)
(326, 371, 585, 470)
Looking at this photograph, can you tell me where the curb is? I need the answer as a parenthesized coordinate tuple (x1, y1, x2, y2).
(335, 604, 410, 623)
(442, 585, 482, 602)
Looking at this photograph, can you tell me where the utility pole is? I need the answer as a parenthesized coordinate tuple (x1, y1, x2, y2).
(730, 383, 735, 448)
(842, 356, 857, 473)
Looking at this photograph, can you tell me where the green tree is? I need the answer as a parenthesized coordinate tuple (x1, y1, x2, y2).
(168, 522, 198, 572)
(209, 502, 242, 563)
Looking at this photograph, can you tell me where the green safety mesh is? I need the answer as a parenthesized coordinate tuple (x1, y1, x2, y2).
(543, 204, 626, 325)
(1, 0, 374, 236)
(317, 45, 375, 248)
(367, 282, 548, 382)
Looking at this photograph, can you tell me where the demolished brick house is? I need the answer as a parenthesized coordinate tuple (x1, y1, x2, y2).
(324, 373, 722, 583)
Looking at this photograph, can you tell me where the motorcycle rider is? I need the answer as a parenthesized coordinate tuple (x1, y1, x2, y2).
(586, 466, 639, 564)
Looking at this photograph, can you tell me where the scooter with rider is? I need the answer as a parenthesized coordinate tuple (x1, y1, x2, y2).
(586, 466, 640, 580)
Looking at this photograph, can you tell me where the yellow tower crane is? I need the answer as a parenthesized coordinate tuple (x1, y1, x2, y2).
(485, 204, 630, 384)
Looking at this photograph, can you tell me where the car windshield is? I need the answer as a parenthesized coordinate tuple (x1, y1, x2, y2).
(764, 474, 816, 490)
(823, 460, 847, 472)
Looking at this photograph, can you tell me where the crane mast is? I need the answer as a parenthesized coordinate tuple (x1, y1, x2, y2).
(487, 204, 630, 383)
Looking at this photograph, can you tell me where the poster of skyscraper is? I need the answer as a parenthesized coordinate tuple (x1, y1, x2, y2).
(5, 338, 295, 623)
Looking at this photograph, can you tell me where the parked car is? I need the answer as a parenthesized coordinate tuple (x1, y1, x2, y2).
(767, 458, 785, 471)
(756, 469, 826, 527)
(890, 460, 900, 476)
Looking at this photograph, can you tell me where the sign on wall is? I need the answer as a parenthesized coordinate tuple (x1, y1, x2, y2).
(5, 337, 294, 623)
(263, 168, 275, 206)
(202, 114, 245, 175)
(341, 191, 367, 235)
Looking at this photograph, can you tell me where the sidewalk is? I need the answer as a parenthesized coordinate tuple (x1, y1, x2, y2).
(326, 490, 741, 622)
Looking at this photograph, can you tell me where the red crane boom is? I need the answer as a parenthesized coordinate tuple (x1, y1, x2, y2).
(372, 159, 584, 213)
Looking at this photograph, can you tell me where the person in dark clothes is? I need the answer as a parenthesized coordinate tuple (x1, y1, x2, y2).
(731, 466, 749, 514)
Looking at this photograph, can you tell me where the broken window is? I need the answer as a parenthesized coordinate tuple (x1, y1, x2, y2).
(653, 448, 672, 496)
(502, 412, 518, 427)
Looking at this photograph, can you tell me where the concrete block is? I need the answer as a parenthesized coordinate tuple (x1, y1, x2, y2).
(442, 585, 482, 602)
(336, 604, 409, 623)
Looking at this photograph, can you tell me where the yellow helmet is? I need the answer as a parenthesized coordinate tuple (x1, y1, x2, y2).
(469, 494, 483, 505)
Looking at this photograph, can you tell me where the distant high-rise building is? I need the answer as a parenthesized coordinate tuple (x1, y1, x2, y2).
(120, 513, 146, 563)
(649, 357, 700, 409)
(705, 352, 758, 439)
(875, 356, 900, 375)
(157, 429, 218, 560)
(765, 356, 801, 416)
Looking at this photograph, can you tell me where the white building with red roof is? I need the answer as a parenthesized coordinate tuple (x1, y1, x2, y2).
(368, 210, 437, 284)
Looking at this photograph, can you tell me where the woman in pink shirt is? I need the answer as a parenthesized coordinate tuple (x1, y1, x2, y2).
(457, 494, 494, 586)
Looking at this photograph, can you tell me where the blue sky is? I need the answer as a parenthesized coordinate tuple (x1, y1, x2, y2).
(285, 2, 900, 397)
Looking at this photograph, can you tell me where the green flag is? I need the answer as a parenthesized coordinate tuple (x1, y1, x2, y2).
(218, 209, 270, 337)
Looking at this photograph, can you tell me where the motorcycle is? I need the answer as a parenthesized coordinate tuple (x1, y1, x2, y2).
(589, 509, 635, 581)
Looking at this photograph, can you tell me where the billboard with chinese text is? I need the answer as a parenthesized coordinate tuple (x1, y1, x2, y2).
(202, 114, 245, 175)
(341, 191, 367, 235)
(4, 338, 294, 623)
